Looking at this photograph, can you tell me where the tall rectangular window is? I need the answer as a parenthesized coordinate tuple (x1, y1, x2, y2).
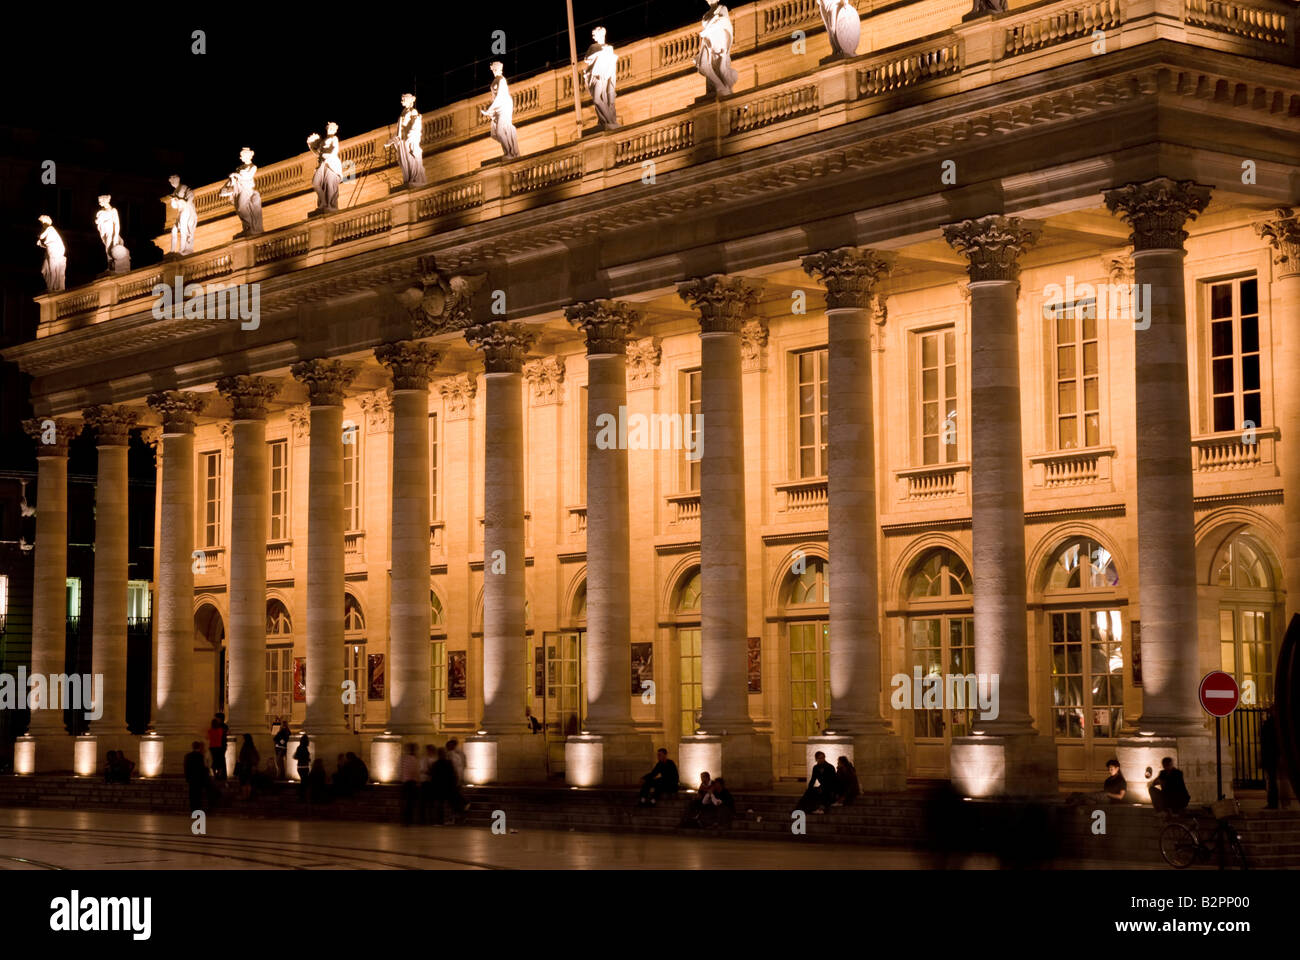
(268, 439, 289, 540)
(794, 348, 829, 478)
(1049, 298, 1099, 449)
(578, 386, 588, 498)
(684, 369, 702, 490)
(66, 577, 81, 619)
(343, 434, 361, 531)
(202, 451, 222, 547)
(0, 574, 8, 629)
(1209, 277, 1261, 433)
(126, 580, 151, 620)
(430, 640, 446, 726)
(429, 413, 439, 521)
(918, 329, 958, 464)
(265, 646, 292, 724)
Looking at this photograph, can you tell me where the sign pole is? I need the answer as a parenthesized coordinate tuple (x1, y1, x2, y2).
(1215, 715, 1223, 800)
(566, 0, 584, 135)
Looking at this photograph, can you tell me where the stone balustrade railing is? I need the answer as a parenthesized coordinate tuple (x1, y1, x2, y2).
(1029, 446, 1116, 488)
(35, 0, 1298, 327)
(896, 463, 969, 502)
(1192, 427, 1278, 471)
(775, 477, 829, 513)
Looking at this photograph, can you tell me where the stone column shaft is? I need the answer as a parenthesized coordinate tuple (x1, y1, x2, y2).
(376, 342, 441, 734)
(1106, 179, 1213, 735)
(23, 419, 80, 741)
(84, 406, 138, 736)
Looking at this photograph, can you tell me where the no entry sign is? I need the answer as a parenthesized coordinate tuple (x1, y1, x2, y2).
(1199, 671, 1240, 717)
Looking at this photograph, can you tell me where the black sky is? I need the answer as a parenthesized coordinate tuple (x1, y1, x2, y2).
(0, 0, 707, 186)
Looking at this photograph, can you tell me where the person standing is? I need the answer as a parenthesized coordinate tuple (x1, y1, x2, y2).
(445, 739, 469, 822)
(273, 719, 290, 780)
(237, 733, 260, 800)
(184, 741, 210, 813)
(208, 714, 229, 781)
(1261, 707, 1280, 810)
(293, 734, 312, 800)
(399, 744, 421, 825)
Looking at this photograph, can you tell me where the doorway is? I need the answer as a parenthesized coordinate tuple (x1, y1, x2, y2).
(540, 631, 584, 775)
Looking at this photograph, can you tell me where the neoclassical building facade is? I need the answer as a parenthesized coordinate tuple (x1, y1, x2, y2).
(6, 0, 1298, 797)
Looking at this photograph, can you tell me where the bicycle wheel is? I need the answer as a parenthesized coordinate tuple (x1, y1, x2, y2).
(1228, 830, 1250, 870)
(1160, 821, 1200, 868)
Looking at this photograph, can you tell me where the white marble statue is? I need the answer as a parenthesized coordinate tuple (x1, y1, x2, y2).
(308, 121, 343, 213)
(37, 215, 66, 292)
(583, 26, 620, 130)
(481, 61, 520, 159)
(818, 0, 861, 58)
(697, 1, 739, 97)
(165, 174, 197, 255)
(389, 94, 427, 187)
(95, 195, 131, 274)
(219, 147, 264, 236)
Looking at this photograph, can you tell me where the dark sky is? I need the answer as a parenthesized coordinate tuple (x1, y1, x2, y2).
(0, 0, 706, 186)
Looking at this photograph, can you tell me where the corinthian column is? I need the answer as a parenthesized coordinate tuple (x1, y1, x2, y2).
(18, 418, 81, 772)
(83, 404, 139, 749)
(290, 360, 356, 757)
(1256, 209, 1300, 624)
(1105, 178, 1216, 799)
(562, 301, 651, 785)
(146, 391, 206, 770)
(801, 248, 905, 790)
(676, 275, 773, 788)
(462, 321, 546, 782)
(375, 342, 441, 737)
(215, 376, 278, 756)
(942, 216, 1057, 796)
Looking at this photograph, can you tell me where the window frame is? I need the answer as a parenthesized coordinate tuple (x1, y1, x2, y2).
(1203, 274, 1263, 435)
(268, 438, 290, 542)
(791, 346, 829, 480)
(913, 326, 960, 466)
(200, 450, 223, 548)
(1046, 297, 1101, 450)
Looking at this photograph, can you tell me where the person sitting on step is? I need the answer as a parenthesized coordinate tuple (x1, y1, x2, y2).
(638, 748, 680, 806)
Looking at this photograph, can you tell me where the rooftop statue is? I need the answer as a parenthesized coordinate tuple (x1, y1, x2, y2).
(37, 215, 66, 293)
(219, 146, 264, 237)
(95, 195, 131, 274)
(307, 121, 343, 214)
(482, 61, 520, 159)
(969, 0, 1008, 13)
(697, 1, 739, 98)
(819, 0, 861, 59)
(164, 174, 197, 256)
(583, 26, 620, 131)
(388, 94, 427, 187)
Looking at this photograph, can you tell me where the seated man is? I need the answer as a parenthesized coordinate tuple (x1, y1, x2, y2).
(795, 751, 839, 814)
(699, 777, 735, 830)
(1148, 756, 1190, 814)
(638, 748, 680, 806)
(1103, 758, 1127, 803)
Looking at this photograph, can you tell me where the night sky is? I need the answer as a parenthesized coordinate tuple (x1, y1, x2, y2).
(0, 0, 707, 188)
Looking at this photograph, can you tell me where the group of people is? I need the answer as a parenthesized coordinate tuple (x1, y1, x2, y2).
(794, 752, 861, 814)
(399, 740, 470, 825)
(680, 772, 736, 829)
(1088, 756, 1191, 814)
(102, 750, 136, 783)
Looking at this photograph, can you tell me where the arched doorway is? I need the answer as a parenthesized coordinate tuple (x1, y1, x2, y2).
(778, 555, 830, 776)
(343, 593, 367, 733)
(265, 598, 293, 726)
(902, 548, 973, 778)
(671, 566, 702, 745)
(192, 603, 226, 732)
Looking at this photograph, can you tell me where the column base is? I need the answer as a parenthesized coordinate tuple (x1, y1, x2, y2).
(369, 734, 405, 784)
(805, 731, 907, 791)
(73, 734, 100, 777)
(1116, 734, 1225, 804)
(153, 733, 207, 776)
(463, 732, 547, 784)
(138, 733, 166, 778)
(678, 733, 773, 790)
(950, 733, 1058, 798)
(564, 732, 654, 786)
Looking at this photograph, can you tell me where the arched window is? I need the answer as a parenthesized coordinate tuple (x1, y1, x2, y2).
(908, 550, 971, 599)
(344, 594, 366, 632)
(1215, 531, 1277, 705)
(430, 590, 445, 629)
(266, 599, 292, 636)
(904, 549, 974, 750)
(572, 581, 587, 623)
(673, 566, 702, 736)
(1042, 538, 1123, 744)
(1046, 538, 1119, 591)
(780, 557, 829, 770)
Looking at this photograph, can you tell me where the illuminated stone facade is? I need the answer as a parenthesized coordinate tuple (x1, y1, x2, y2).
(6, 0, 1298, 797)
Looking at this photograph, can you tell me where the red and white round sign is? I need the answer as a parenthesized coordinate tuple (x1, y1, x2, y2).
(1198, 671, 1240, 717)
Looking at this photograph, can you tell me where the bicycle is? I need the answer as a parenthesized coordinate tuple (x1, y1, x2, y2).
(1159, 799, 1249, 870)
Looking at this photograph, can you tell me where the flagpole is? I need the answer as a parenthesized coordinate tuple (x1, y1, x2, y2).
(565, 0, 584, 135)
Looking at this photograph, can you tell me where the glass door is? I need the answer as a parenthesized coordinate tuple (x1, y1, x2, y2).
(542, 631, 583, 774)
(344, 643, 366, 733)
(788, 621, 830, 776)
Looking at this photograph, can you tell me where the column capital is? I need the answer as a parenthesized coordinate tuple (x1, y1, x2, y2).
(1255, 207, 1300, 279)
(215, 375, 280, 420)
(522, 356, 566, 404)
(22, 417, 82, 457)
(1104, 252, 1135, 285)
(375, 341, 443, 390)
(357, 389, 393, 432)
(141, 426, 163, 451)
(801, 247, 892, 308)
(740, 319, 769, 373)
(677, 275, 764, 334)
(290, 358, 356, 405)
(436, 373, 477, 420)
(464, 321, 537, 374)
(942, 215, 1041, 282)
(146, 391, 206, 433)
(563, 300, 640, 355)
(627, 336, 662, 389)
(81, 404, 139, 446)
(287, 405, 311, 444)
(1103, 178, 1212, 252)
